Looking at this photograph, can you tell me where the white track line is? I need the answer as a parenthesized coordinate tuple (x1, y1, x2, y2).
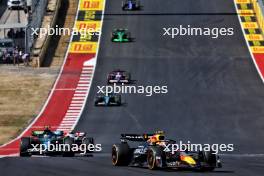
(69, 107, 82, 110)
(71, 100, 84, 104)
(74, 93, 86, 96)
(80, 77, 92, 80)
(69, 104, 83, 107)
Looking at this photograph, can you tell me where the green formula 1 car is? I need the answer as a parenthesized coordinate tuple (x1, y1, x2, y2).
(111, 29, 132, 42)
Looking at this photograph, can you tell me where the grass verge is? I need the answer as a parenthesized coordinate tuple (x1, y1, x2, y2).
(0, 0, 78, 145)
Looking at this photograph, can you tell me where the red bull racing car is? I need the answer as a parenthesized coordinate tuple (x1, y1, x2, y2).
(112, 132, 222, 171)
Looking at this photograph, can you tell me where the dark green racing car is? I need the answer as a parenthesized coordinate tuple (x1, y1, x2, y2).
(111, 29, 132, 42)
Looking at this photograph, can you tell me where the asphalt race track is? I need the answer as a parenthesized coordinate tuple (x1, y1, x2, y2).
(1, 0, 264, 176)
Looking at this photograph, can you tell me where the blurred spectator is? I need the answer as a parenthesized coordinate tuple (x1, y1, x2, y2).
(7, 29, 15, 39)
(7, 29, 25, 39)
(1, 50, 6, 63)
(19, 49, 23, 62)
(17, 29, 25, 38)
(13, 47, 19, 66)
(22, 53, 30, 66)
(6, 52, 12, 64)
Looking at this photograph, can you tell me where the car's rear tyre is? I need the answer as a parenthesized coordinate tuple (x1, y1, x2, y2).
(62, 137, 75, 157)
(112, 143, 131, 166)
(122, 5, 126, 10)
(126, 32, 131, 41)
(136, 2, 141, 10)
(200, 151, 217, 171)
(125, 73, 131, 82)
(84, 137, 94, 145)
(83, 137, 94, 153)
(114, 95, 121, 106)
(94, 97, 100, 106)
(20, 137, 31, 157)
(111, 33, 115, 42)
(147, 146, 165, 170)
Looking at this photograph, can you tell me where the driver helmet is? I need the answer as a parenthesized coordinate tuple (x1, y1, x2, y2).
(148, 131, 165, 144)
(116, 72, 122, 78)
(43, 126, 52, 135)
(44, 126, 51, 132)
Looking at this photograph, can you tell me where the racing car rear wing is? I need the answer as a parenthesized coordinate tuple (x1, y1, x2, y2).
(120, 134, 154, 142)
(32, 131, 44, 136)
(31, 130, 64, 137)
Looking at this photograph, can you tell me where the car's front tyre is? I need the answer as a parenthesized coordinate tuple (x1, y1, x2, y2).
(62, 137, 75, 157)
(147, 146, 166, 170)
(83, 137, 94, 153)
(112, 143, 131, 166)
(199, 151, 217, 171)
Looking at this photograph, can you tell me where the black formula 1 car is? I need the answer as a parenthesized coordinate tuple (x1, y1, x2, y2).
(94, 94, 122, 106)
(107, 70, 131, 84)
(112, 132, 222, 171)
(20, 127, 94, 157)
(122, 0, 141, 10)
